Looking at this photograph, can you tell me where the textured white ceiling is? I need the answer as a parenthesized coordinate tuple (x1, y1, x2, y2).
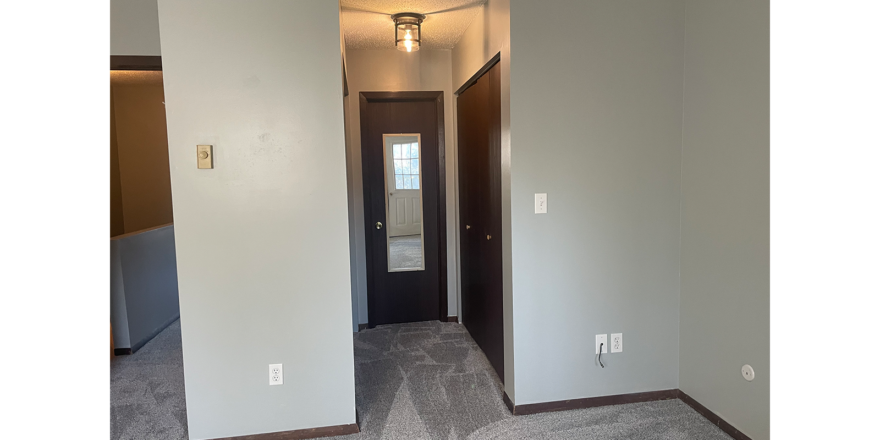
(341, 0, 486, 50)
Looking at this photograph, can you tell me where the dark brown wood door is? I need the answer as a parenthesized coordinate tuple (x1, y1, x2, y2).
(457, 61, 503, 380)
(360, 92, 447, 327)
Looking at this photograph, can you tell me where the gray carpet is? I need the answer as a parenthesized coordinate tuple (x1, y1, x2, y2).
(389, 235, 423, 270)
(111, 320, 732, 440)
(111, 320, 188, 440)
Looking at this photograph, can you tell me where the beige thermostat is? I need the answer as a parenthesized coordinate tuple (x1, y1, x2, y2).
(197, 145, 213, 169)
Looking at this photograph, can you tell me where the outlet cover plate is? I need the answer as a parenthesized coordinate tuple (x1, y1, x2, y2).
(611, 333, 623, 353)
(269, 363, 283, 385)
(595, 334, 607, 354)
(535, 193, 547, 214)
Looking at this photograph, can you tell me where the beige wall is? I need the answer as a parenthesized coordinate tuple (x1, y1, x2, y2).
(110, 70, 173, 235)
(110, 88, 125, 237)
(344, 48, 458, 324)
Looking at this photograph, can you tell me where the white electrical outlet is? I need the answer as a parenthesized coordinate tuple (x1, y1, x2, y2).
(741, 364, 755, 382)
(269, 364, 283, 385)
(595, 334, 607, 354)
(611, 333, 623, 353)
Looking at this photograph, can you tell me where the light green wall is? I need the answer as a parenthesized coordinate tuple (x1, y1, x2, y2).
(680, 1, 770, 439)
(509, 0, 685, 404)
(111, 0, 161, 56)
(156, 1, 355, 438)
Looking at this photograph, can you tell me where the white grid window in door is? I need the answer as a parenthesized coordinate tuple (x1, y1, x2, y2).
(392, 143, 420, 190)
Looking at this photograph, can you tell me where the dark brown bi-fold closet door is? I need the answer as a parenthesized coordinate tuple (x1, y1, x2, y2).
(457, 59, 503, 380)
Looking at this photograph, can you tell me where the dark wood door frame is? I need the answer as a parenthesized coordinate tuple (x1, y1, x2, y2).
(360, 91, 447, 326)
(110, 56, 162, 71)
(455, 52, 500, 96)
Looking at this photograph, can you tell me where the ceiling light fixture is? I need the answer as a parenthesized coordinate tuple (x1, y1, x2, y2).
(391, 13, 425, 53)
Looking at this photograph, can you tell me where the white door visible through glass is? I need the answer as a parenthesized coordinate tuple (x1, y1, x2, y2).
(383, 134, 424, 271)
(386, 138, 422, 237)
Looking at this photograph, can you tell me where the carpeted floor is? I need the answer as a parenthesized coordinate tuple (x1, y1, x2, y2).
(111, 320, 732, 440)
(111, 320, 188, 440)
(388, 235, 423, 270)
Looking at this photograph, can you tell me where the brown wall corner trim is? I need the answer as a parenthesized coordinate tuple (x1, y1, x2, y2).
(210, 422, 359, 440)
(446, 316, 459, 323)
(502, 391, 515, 414)
(506, 389, 679, 416)
(113, 348, 132, 356)
(111, 55, 162, 71)
(455, 52, 501, 96)
(678, 390, 753, 440)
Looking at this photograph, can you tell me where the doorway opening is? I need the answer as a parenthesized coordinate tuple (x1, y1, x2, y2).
(359, 92, 448, 328)
(340, 3, 510, 436)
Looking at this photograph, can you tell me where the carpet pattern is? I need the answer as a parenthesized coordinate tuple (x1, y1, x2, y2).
(110, 320, 733, 440)
(336, 321, 732, 440)
(111, 320, 188, 440)
(388, 235, 423, 270)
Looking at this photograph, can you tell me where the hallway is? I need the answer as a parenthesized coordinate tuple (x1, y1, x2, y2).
(112, 320, 732, 439)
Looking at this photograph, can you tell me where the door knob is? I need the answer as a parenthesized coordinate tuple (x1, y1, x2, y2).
(466, 225, 471, 229)
(376, 221, 383, 230)
(487, 235, 492, 240)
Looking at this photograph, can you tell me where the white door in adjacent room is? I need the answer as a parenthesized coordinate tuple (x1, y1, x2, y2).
(385, 137, 422, 238)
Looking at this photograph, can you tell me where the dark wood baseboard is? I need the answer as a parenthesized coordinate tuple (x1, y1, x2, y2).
(210, 422, 359, 440)
(114, 348, 132, 356)
(505, 389, 678, 416)
(502, 391, 515, 413)
(503, 389, 752, 440)
(446, 316, 459, 323)
(678, 390, 752, 440)
(357, 323, 368, 332)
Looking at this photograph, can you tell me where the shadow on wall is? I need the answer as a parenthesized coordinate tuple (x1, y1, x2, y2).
(110, 69, 179, 354)
(111, 224, 180, 354)
(110, 70, 173, 237)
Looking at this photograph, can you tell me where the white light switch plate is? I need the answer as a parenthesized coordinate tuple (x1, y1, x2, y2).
(596, 334, 607, 354)
(535, 193, 547, 213)
(611, 333, 623, 353)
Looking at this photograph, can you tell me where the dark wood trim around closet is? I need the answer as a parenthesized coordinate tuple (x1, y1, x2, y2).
(343, 60, 349, 97)
(359, 91, 448, 323)
(455, 52, 501, 96)
(446, 316, 459, 323)
(209, 422, 359, 440)
(110, 55, 162, 71)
